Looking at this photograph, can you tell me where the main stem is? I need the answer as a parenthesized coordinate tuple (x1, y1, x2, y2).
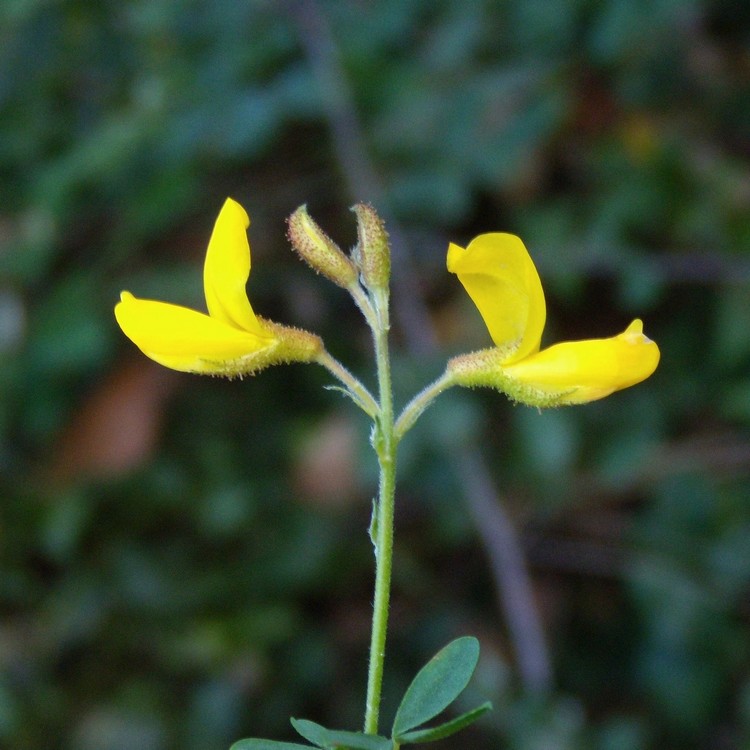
(364, 292, 397, 735)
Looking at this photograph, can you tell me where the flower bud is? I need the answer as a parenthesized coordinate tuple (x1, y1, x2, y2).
(287, 205, 358, 289)
(352, 203, 390, 292)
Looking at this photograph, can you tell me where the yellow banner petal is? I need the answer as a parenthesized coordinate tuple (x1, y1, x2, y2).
(115, 292, 276, 374)
(203, 198, 265, 335)
(501, 319, 660, 404)
(447, 233, 545, 362)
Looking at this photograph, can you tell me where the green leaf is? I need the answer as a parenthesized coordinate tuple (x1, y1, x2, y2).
(395, 702, 492, 744)
(291, 718, 392, 750)
(391, 637, 480, 737)
(230, 740, 312, 750)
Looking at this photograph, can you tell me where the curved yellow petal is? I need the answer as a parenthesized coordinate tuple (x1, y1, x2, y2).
(115, 291, 276, 374)
(203, 198, 265, 336)
(447, 233, 545, 362)
(501, 319, 660, 404)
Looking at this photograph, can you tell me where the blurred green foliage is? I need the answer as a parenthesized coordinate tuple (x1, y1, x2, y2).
(1, 1, 749, 749)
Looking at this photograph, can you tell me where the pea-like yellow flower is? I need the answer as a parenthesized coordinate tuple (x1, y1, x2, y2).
(446, 233, 659, 406)
(115, 198, 322, 377)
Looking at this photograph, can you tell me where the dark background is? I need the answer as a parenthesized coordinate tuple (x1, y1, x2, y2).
(1, 1, 749, 748)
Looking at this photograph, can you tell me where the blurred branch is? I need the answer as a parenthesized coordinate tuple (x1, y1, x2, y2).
(568, 252, 750, 287)
(288, 0, 552, 694)
(455, 444, 554, 690)
(568, 432, 750, 511)
(286, 0, 435, 356)
(523, 434, 750, 578)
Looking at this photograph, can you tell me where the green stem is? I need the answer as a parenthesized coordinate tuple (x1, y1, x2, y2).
(364, 290, 397, 735)
(394, 371, 456, 441)
(316, 350, 379, 417)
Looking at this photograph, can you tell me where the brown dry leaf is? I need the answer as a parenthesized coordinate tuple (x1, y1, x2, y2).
(293, 412, 362, 509)
(47, 358, 178, 485)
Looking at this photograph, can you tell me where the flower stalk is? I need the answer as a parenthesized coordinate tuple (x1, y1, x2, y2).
(315, 349, 379, 417)
(395, 371, 457, 441)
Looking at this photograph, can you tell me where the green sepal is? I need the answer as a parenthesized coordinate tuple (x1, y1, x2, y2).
(291, 718, 392, 750)
(391, 636, 480, 737)
(229, 740, 312, 750)
(394, 702, 492, 744)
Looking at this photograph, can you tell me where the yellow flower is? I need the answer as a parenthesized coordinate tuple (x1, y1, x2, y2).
(446, 233, 659, 406)
(115, 198, 322, 377)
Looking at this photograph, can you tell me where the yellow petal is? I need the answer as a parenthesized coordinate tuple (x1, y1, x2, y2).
(447, 233, 545, 362)
(203, 198, 266, 336)
(114, 291, 276, 374)
(501, 319, 660, 404)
